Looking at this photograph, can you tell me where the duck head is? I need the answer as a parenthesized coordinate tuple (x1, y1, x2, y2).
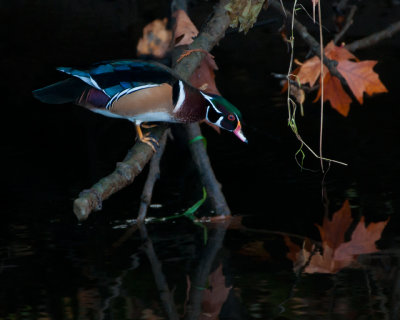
(200, 92, 247, 143)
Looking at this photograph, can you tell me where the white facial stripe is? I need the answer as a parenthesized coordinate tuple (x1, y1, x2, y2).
(200, 92, 221, 114)
(173, 81, 186, 113)
(206, 106, 224, 127)
(200, 92, 213, 100)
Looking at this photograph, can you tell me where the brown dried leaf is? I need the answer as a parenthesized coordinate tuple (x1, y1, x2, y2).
(297, 56, 324, 87)
(334, 217, 389, 261)
(316, 200, 353, 250)
(337, 60, 388, 104)
(314, 72, 352, 116)
(225, 0, 265, 34)
(325, 41, 358, 62)
(285, 200, 389, 274)
(136, 18, 172, 58)
(190, 54, 220, 95)
(293, 41, 387, 117)
(289, 84, 305, 105)
(172, 10, 199, 46)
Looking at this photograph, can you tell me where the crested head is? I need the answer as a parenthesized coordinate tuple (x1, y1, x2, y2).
(200, 92, 247, 143)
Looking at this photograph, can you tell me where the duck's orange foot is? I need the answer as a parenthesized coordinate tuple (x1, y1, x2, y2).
(135, 124, 159, 152)
(139, 133, 159, 152)
(141, 123, 158, 129)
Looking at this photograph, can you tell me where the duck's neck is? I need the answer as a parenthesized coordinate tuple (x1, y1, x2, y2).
(172, 81, 208, 123)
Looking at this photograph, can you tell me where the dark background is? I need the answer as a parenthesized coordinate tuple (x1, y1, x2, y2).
(2, 0, 400, 232)
(1, 1, 400, 319)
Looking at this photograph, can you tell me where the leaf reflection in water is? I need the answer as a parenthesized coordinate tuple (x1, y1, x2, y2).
(285, 200, 389, 274)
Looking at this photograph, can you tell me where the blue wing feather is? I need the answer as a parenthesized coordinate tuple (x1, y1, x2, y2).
(57, 60, 177, 99)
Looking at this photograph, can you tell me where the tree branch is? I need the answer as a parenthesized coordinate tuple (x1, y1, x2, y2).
(137, 130, 169, 222)
(345, 20, 400, 52)
(333, 5, 357, 44)
(73, 125, 168, 221)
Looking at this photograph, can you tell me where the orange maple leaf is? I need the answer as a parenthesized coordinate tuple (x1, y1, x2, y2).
(294, 41, 387, 116)
(314, 71, 352, 116)
(297, 56, 324, 87)
(136, 18, 172, 58)
(285, 200, 389, 274)
(296, 41, 357, 87)
(337, 60, 388, 104)
(172, 10, 199, 46)
(325, 41, 358, 61)
(334, 216, 389, 261)
(316, 200, 353, 250)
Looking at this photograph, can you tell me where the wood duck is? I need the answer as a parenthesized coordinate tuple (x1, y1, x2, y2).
(33, 60, 247, 149)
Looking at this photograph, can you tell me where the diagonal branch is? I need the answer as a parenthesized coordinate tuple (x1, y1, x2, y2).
(333, 5, 357, 44)
(346, 20, 400, 52)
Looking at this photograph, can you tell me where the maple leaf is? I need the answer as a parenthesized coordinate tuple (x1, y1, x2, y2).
(172, 10, 199, 46)
(296, 41, 356, 87)
(334, 216, 389, 261)
(285, 200, 389, 274)
(313, 72, 352, 116)
(293, 41, 387, 116)
(325, 41, 358, 62)
(297, 56, 323, 87)
(316, 200, 353, 250)
(189, 53, 220, 96)
(136, 18, 172, 58)
(337, 60, 388, 104)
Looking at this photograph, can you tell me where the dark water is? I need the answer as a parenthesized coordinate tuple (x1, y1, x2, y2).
(2, 1, 400, 319)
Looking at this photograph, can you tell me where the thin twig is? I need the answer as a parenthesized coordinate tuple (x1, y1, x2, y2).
(318, 0, 325, 173)
(333, 5, 357, 44)
(346, 20, 400, 52)
(137, 130, 169, 222)
(270, 0, 349, 86)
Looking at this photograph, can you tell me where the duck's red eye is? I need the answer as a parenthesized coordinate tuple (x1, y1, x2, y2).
(228, 114, 235, 121)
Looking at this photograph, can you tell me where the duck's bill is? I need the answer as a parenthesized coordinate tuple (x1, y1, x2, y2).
(234, 121, 248, 143)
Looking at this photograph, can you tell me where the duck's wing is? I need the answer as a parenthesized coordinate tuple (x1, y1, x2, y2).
(58, 60, 178, 98)
(33, 60, 178, 109)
